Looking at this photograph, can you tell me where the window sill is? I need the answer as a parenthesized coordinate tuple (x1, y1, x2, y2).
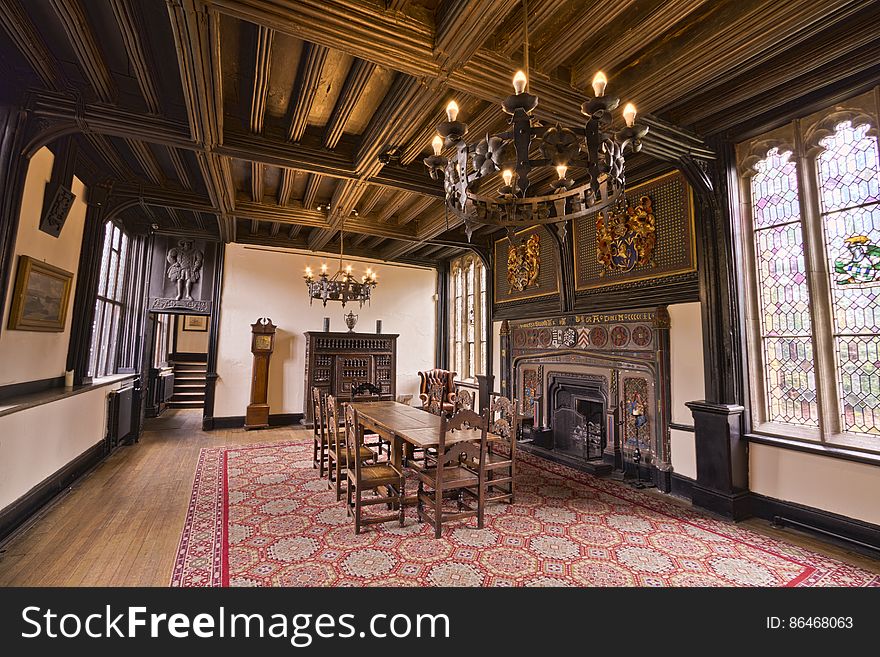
(0, 373, 137, 419)
(745, 432, 880, 468)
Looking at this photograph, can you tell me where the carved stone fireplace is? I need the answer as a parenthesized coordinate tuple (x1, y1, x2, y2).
(499, 307, 673, 489)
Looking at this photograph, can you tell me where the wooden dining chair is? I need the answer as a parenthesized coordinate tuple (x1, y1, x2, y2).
(349, 381, 390, 458)
(483, 395, 520, 504)
(453, 387, 474, 413)
(326, 395, 377, 501)
(343, 403, 405, 533)
(411, 407, 489, 538)
(311, 387, 329, 476)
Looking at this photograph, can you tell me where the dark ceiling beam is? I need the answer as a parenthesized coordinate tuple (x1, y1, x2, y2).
(109, 0, 161, 114)
(167, 146, 192, 190)
(164, 207, 183, 228)
(82, 133, 136, 182)
(210, 0, 437, 77)
(377, 190, 409, 223)
(250, 219, 260, 234)
(277, 168, 296, 205)
(251, 162, 264, 203)
(28, 91, 193, 149)
(219, 130, 354, 177)
(356, 185, 382, 216)
(167, 0, 235, 240)
(397, 196, 434, 226)
(492, 0, 566, 58)
(249, 24, 274, 134)
(668, 5, 880, 127)
(366, 162, 444, 197)
(288, 42, 329, 142)
(323, 58, 377, 149)
(434, 0, 519, 72)
(49, 0, 116, 103)
(571, 0, 710, 88)
(581, 0, 866, 116)
(384, 0, 408, 12)
(111, 184, 214, 211)
(269, 221, 280, 237)
(309, 179, 365, 251)
(302, 174, 321, 210)
(287, 223, 302, 239)
(0, 0, 65, 89)
(124, 138, 165, 186)
(534, 0, 636, 72)
(349, 231, 370, 248)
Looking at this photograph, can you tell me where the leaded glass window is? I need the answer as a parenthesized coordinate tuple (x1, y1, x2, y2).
(750, 148, 817, 427)
(817, 121, 880, 436)
(449, 255, 487, 381)
(741, 103, 880, 445)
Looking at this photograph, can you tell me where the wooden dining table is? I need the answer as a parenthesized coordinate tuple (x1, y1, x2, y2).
(349, 400, 495, 504)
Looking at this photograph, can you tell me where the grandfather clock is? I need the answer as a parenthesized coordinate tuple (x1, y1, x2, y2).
(245, 317, 276, 429)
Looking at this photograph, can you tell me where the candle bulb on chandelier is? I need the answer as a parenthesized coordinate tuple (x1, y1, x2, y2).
(592, 71, 607, 98)
(623, 102, 638, 128)
(305, 266, 312, 279)
(502, 169, 514, 187)
(320, 263, 328, 274)
(431, 134, 444, 155)
(513, 70, 527, 94)
(445, 100, 459, 122)
(556, 164, 568, 180)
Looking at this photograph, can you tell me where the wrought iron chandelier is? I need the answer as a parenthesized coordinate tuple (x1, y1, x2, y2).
(423, 0, 648, 238)
(303, 231, 377, 307)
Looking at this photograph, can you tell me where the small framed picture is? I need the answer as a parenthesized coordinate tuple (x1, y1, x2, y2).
(7, 255, 73, 332)
(182, 314, 208, 331)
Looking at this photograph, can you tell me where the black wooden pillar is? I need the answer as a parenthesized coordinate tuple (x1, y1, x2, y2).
(0, 106, 30, 332)
(679, 151, 750, 520)
(202, 242, 225, 430)
(435, 259, 449, 370)
(66, 197, 107, 384)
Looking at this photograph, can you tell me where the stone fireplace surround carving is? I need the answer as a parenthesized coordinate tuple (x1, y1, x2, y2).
(500, 307, 672, 489)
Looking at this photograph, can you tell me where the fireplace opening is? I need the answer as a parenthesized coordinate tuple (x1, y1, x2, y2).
(547, 374, 608, 462)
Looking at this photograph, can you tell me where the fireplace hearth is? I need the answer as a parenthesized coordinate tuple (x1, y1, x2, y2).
(548, 374, 608, 462)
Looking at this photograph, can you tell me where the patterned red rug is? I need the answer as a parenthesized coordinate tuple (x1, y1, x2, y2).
(171, 437, 879, 587)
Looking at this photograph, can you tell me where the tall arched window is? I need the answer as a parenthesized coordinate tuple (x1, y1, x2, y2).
(740, 100, 880, 448)
(450, 254, 487, 381)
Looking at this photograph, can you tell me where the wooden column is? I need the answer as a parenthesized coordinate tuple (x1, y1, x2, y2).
(0, 106, 30, 334)
(680, 150, 749, 519)
(65, 193, 107, 384)
(202, 242, 224, 430)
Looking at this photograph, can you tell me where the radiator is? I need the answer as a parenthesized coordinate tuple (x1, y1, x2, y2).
(107, 385, 135, 449)
(161, 372, 175, 402)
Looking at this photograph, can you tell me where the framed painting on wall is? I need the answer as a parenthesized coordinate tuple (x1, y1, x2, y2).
(6, 255, 73, 332)
(182, 314, 208, 331)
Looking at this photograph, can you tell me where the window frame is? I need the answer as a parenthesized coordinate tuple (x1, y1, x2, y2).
(737, 91, 880, 453)
(88, 221, 131, 379)
(449, 254, 487, 382)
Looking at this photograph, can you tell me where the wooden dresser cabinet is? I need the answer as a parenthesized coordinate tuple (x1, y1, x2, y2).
(303, 331, 398, 423)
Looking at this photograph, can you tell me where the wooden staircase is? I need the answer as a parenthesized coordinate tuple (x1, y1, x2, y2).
(169, 355, 207, 409)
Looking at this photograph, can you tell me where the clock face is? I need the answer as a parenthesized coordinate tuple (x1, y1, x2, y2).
(254, 334, 273, 351)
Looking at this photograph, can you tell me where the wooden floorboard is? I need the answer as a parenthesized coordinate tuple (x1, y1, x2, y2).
(0, 409, 876, 586)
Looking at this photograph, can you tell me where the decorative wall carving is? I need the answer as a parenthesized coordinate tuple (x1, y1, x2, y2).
(596, 196, 655, 274)
(506, 233, 540, 291)
(574, 171, 695, 290)
(148, 235, 217, 315)
(494, 225, 559, 303)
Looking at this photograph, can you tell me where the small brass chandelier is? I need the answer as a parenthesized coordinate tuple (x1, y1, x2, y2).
(303, 231, 377, 307)
(423, 0, 648, 238)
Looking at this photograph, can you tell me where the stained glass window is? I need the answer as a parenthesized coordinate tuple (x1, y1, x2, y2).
(749, 148, 818, 426)
(817, 121, 880, 436)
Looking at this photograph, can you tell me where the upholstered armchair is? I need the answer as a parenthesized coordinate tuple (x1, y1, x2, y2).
(418, 369, 457, 414)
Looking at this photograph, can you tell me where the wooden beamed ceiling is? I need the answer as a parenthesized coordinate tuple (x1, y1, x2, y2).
(2, 0, 879, 262)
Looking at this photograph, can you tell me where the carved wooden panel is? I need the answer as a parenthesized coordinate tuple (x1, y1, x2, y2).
(493, 224, 559, 304)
